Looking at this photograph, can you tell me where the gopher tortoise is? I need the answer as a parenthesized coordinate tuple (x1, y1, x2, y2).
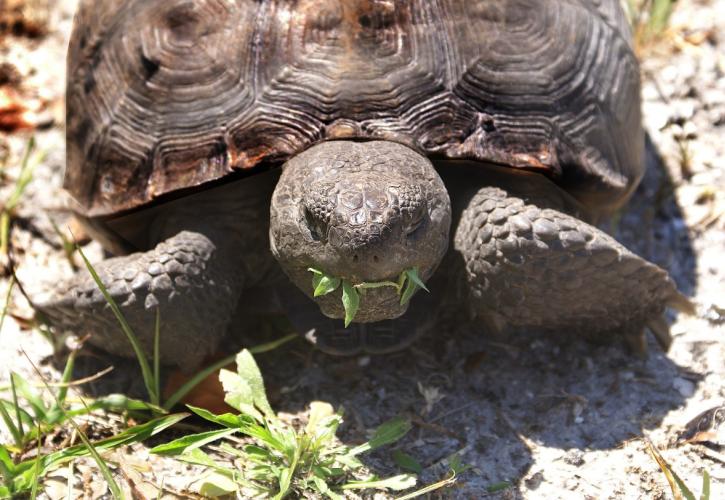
(37, 0, 690, 366)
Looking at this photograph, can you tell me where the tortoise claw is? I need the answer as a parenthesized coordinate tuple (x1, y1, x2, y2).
(647, 316, 673, 351)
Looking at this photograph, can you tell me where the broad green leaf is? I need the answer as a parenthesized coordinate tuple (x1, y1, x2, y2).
(86, 394, 165, 414)
(187, 405, 242, 428)
(405, 268, 429, 292)
(400, 268, 429, 305)
(399, 279, 417, 305)
(219, 368, 260, 421)
(150, 428, 237, 455)
(341, 281, 359, 327)
(342, 473, 417, 491)
(349, 416, 411, 456)
(235, 350, 275, 418)
(176, 449, 224, 470)
(314, 275, 341, 297)
(306, 401, 334, 435)
(392, 450, 422, 474)
(195, 472, 239, 497)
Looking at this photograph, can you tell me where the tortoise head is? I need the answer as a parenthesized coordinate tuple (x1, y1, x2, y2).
(270, 140, 451, 323)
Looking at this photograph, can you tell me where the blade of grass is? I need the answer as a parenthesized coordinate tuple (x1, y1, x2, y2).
(701, 470, 710, 500)
(153, 308, 161, 411)
(47, 217, 78, 270)
(248, 333, 298, 355)
(645, 439, 692, 500)
(341, 474, 417, 491)
(0, 397, 23, 448)
(150, 428, 237, 456)
(348, 416, 411, 456)
(393, 470, 458, 500)
(55, 349, 77, 409)
(0, 277, 14, 337)
(1, 137, 42, 259)
(29, 424, 41, 500)
(9, 375, 25, 442)
(75, 245, 158, 405)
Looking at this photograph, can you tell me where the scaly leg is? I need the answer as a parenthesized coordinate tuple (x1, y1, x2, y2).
(34, 230, 245, 368)
(454, 183, 692, 352)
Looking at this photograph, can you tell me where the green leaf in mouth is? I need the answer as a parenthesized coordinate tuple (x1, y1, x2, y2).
(307, 267, 430, 326)
(341, 282, 360, 328)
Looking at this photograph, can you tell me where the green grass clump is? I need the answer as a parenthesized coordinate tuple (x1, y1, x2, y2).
(152, 349, 417, 498)
(0, 348, 187, 498)
(625, 0, 678, 49)
(309, 267, 428, 327)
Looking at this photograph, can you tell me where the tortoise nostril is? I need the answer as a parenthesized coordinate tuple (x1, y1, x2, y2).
(373, 255, 379, 263)
(352, 254, 359, 263)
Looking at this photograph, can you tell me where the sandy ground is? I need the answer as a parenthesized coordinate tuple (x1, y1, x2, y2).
(0, 0, 723, 498)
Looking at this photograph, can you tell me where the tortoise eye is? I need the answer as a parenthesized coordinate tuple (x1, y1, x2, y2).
(405, 208, 426, 238)
(302, 205, 328, 242)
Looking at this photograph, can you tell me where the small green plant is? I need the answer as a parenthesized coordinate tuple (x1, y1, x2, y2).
(0, 351, 80, 452)
(151, 349, 416, 498)
(308, 267, 429, 326)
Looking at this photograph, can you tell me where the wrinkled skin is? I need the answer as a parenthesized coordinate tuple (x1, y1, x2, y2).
(270, 140, 451, 322)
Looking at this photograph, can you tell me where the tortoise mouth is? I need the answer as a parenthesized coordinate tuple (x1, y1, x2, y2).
(287, 264, 430, 323)
(316, 282, 410, 323)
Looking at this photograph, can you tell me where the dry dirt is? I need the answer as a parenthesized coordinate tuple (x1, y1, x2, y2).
(0, 1, 723, 498)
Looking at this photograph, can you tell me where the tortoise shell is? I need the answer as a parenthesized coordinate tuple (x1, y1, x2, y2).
(66, 0, 643, 218)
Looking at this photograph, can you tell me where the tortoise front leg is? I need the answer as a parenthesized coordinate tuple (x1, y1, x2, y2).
(34, 229, 245, 368)
(453, 184, 692, 353)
